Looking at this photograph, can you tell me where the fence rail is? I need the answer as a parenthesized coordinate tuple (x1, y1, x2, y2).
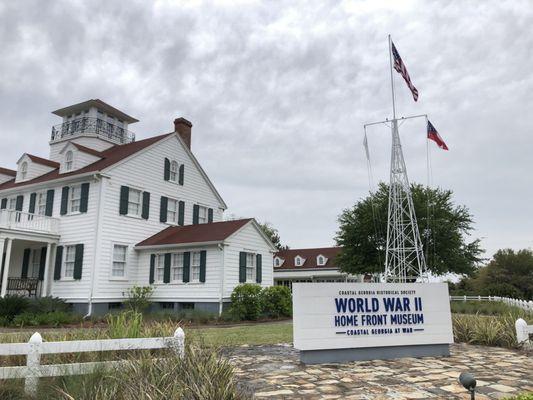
(450, 295, 533, 312)
(0, 328, 185, 396)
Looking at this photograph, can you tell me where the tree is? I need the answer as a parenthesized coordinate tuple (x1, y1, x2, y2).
(258, 221, 288, 251)
(461, 249, 533, 299)
(335, 183, 483, 277)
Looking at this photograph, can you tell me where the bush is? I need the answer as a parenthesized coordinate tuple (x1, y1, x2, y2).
(230, 284, 263, 321)
(451, 300, 531, 316)
(28, 296, 70, 314)
(124, 285, 154, 313)
(260, 286, 292, 318)
(11, 311, 82, 327)
(149, 309, 218, 325)
(0, 295, 29, 322)
(481, 283, 524, 299)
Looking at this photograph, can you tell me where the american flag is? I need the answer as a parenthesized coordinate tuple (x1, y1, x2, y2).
(391, 41, 419, 102)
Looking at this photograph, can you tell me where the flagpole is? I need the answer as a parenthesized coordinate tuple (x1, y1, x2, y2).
(388, 34, 396, 120)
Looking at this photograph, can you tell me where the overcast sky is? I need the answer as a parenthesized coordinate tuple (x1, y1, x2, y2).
(0, 0, 531, 259)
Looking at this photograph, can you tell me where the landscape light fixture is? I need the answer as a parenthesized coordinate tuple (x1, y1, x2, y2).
(459, 372, 477, 400)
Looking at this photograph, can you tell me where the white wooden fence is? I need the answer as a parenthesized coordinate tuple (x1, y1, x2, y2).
(450, 295, 533, 313)
(0, 327, 185, 396)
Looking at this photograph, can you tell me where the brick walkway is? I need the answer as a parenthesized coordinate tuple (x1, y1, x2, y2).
(228, 344, 532, 399)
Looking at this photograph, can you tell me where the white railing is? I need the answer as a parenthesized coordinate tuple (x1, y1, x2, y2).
(0, 209, 60, 235)
(450, 295, 533, 313)
(0, 328, 185, 396)
(515, 318, 533, 346)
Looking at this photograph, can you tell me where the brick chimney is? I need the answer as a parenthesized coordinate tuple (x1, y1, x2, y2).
(174, 117, 193, 149)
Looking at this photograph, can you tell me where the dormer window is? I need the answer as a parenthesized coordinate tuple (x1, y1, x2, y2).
(20, 162, 28, 180)
(170, 161, 178, 182)
(65, 151, 73, 171)
(274, 257, 281, 267)
(295, 256, 304, 266)
(317, 255, 326, 266)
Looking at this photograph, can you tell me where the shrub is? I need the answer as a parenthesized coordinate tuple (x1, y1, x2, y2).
(481, 283, 524, 299)
(230, 284, 263, 321)
(260, 286, 292, 318)
(0, 295, 29, 322)
(11, 311, 82, 327)
(28, 296, 70, 314)
(106, 310, 143, 338)
(149, 309, 218, 325)
(124, 285, 154, 313)
(450, 300, 531, 316)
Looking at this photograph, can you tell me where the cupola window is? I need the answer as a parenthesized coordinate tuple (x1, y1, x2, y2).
(65, 151, 73, 171)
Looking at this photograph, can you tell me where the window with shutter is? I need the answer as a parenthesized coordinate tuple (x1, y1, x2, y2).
(54, 246, 63, 280)
(45, 190, 54, 216)
(178, 164, 184, 185)
(239, 252, 247, 283)
(178, 201, 185, 226)
(141, 192, 150, 219)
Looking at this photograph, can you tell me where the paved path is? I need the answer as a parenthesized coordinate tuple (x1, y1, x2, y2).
(228, 344, 532, 399)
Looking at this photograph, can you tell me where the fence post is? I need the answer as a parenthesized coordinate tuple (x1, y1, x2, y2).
(173, 327, 185, 358)
(463, 295, 466, 302)
(25, 332, 42, 396)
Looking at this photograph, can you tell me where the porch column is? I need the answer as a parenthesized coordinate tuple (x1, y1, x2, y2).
(41, 243, 53, 297)
(0, 238, 13, 298)
(0, 237, 5, 292)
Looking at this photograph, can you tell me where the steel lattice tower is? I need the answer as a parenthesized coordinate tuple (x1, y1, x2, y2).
(383, 119, 428, 282)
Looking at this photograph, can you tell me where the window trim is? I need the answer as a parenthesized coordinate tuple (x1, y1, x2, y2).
(20, 162, 28, 180)
(166, 197, 179, 224)
(110, 243, 128, 280)
(36, 192, 47, 215)
(127, 188, 142, 217)
(68, 184, 82, 214)
(191, 251, 201, 283)
(171, 252, 184, 283)
(65, 151, 74, 171)
(169, 160, 179, 182)
(198, 205, 208, 224)
(155, 254, 165, 283)
(246, 252, 256, 283)
(62, 245, 76, 279)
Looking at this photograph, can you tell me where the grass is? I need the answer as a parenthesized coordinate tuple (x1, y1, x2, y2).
(450, 300, 532, 317)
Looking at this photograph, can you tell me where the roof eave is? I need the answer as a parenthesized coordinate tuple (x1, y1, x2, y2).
(134, 240, 223, 250)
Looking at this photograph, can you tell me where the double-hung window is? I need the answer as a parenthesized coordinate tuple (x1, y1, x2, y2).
(170, 161, 178, 182)
(30, 249, 41, 278)
(167, 199, 178, 223)
(198, 206, 208, 224)
(64, 245, 76, 278)
(246, 253, 256, 282)
(112, 245, 127, 278)
(20, 162, 28, 180)
(128, 189, 142, 216)
(65, 151, 73, 171)
(171, 253, 183, 282)
(191, 252, 201, 282)
(8, 198, 17, 210)
(37, 192, 46, 215)
(70, 185, 81, 213)
(156, 254, 165, 283)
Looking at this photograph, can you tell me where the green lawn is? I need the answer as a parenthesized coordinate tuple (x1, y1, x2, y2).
(189, 321, 293, 347)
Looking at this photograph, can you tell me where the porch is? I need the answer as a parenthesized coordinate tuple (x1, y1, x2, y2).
(0, 213, 60, 298)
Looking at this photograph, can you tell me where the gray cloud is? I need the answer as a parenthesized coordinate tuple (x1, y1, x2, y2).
(0, 0, 531, 257)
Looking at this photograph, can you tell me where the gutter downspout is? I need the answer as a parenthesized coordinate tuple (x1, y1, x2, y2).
(84, 174, 106, 319)
(218, 243, 225, 316)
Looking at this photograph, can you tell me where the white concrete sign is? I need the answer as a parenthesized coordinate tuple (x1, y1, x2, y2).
(293, 282, 454, 351)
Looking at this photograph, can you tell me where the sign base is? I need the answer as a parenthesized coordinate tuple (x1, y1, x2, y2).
(300, 344, 450, 364)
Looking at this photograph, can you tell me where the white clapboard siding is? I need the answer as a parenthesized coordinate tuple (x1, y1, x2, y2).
(223, 222, 274, 298)
(58, 144, 102, 173)
(49, 136, 115, 161)
(93, 134, 225, 300)
(136, 246, 223, 301)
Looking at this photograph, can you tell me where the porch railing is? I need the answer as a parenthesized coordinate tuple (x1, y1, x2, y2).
(0, 210, 59, 235)
(50, 116, 135, 145)
(4, 278, 42, 298)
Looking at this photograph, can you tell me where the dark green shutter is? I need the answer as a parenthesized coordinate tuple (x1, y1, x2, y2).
(183, 252, 190, 283)
(29, 193, 36, 214)
(54, 246, 63, 280)
(239, 252, 247, 283)
(178, 201, 185, 226)
(160, 196, 168, 222)
(21, 248, 31, 279)
(208, 208, 213, 223)
(141, 192, 150, 219)
(164, 158, 170, 181)
(79, 183, 90, 213)
(0, 198, 6, 209)
(60, 187, 69, 215)
(149, 254, 156, 284)
(178, 164, 184, 185)
(256, 254, 262, 283)
(119, 186, 129, 215)
(199, 250, 206, 283)
(38, 247, 47, 280)
(163, 253, 171, 283)
(73, 244, 84, 280)
(45, 190, 54, 216)
(192, 205, 199, 225)
(15, 195, 23, 211)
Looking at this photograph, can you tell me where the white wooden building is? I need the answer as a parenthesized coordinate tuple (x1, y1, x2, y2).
(0, 99, 275, 315)
(273, 247, 364, 289)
